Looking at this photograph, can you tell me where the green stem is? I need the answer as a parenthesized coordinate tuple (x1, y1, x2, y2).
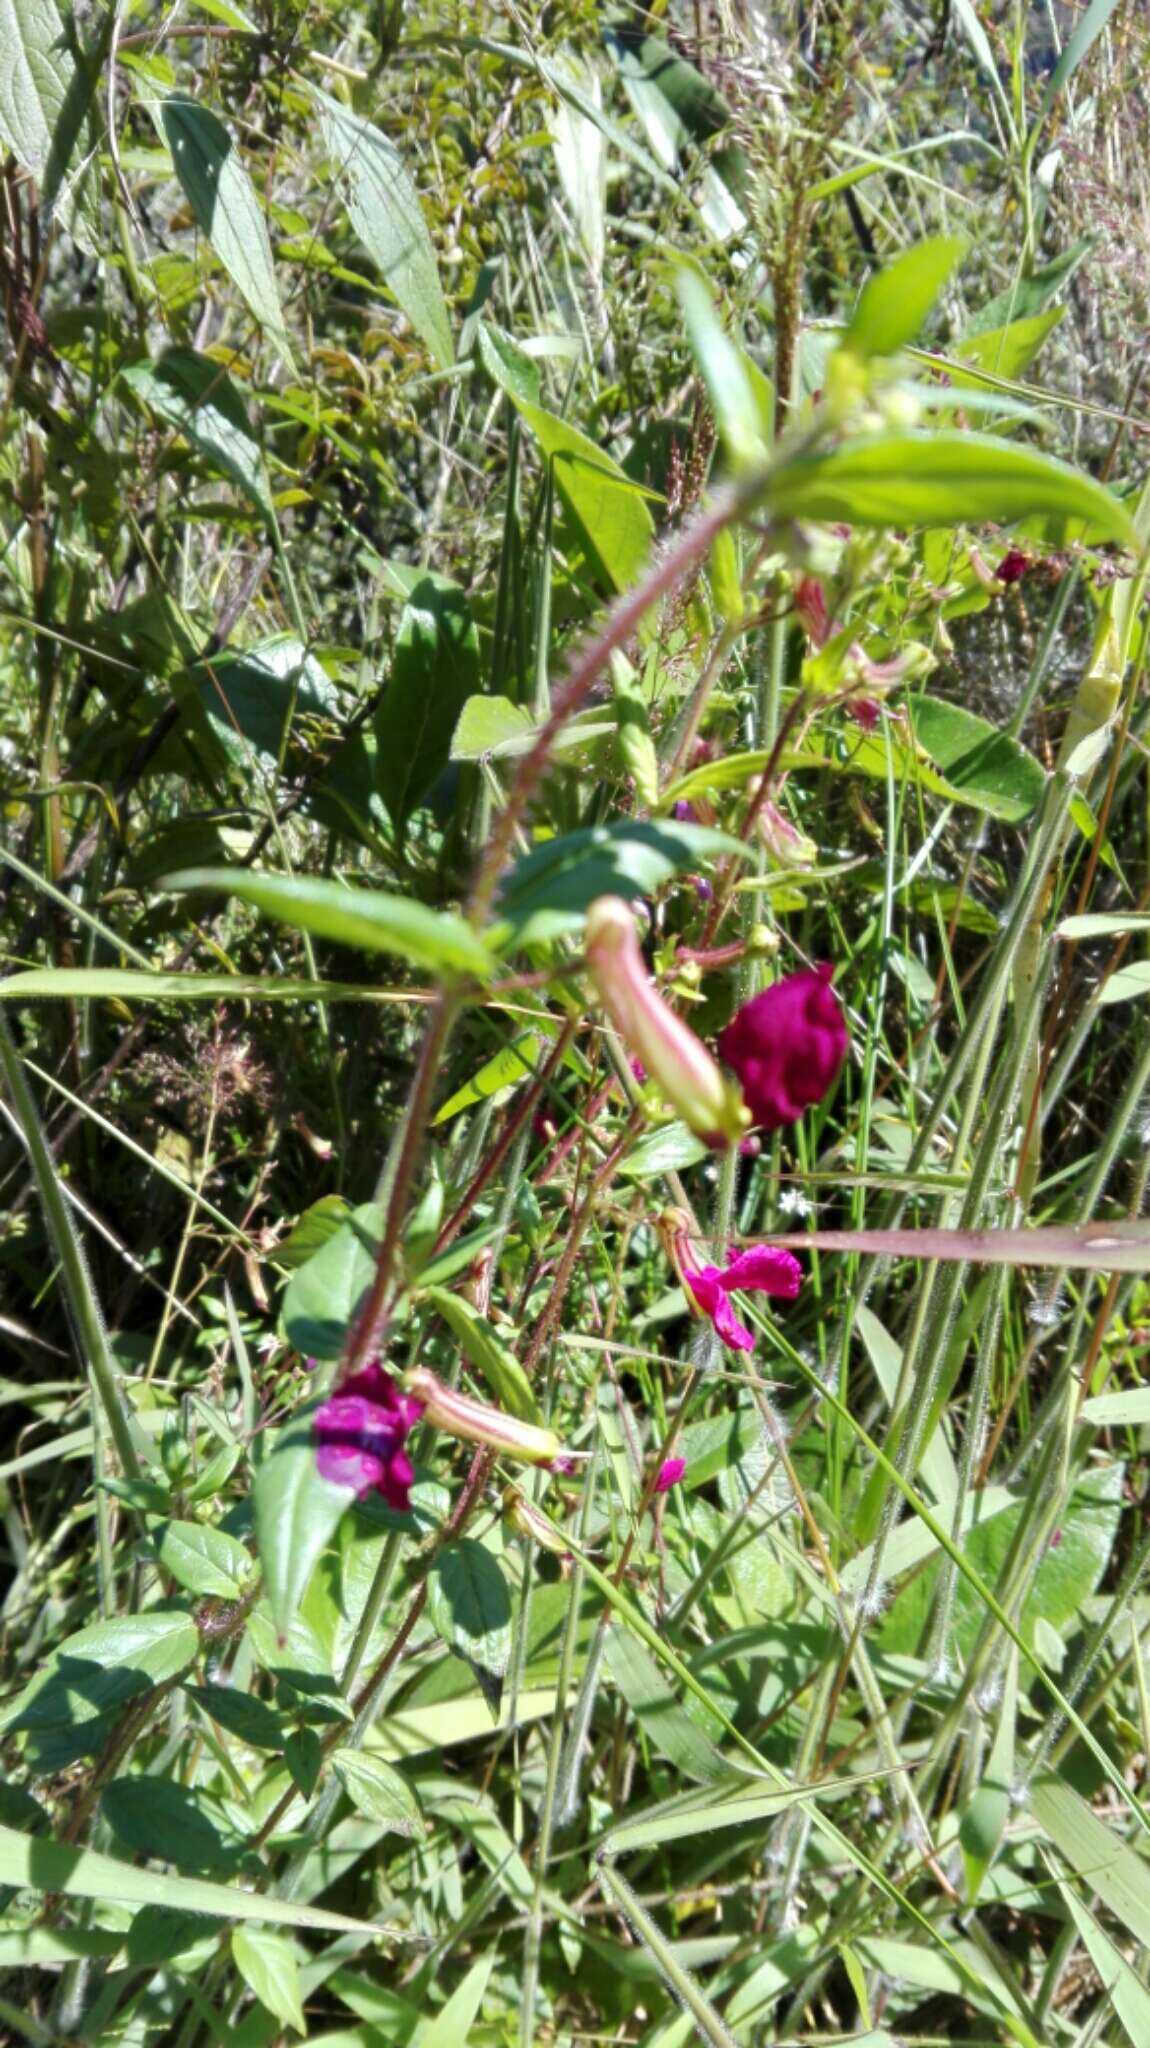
(0, 1009, 141, 1479)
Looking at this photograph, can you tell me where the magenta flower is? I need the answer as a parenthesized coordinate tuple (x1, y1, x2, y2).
(314, 1363, 423, 1509)
(718, 965, 848, 1133)
(659, 1210, 802, 1353)
(997, 548, 1030, 585)
(655, 1456, 686, 1493)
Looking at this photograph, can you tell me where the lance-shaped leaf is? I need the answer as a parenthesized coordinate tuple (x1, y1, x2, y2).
(159, 97, 292, 367)
(315, 87, 452, 368)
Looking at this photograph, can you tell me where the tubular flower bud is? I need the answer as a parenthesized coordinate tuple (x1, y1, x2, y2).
(758, 801, 817, 870)
(405, 1367, 561, 1465)
(584, 896, 750, 1148)
(654, 1457, 686, 1493)
(505, 1487, 570, 1554)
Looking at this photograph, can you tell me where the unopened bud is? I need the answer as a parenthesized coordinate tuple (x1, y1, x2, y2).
(505, 1487, 570, 1554)
(747, 923, 780, 958)
(585, 897, 749, 1147)
(405, 1368, 561, 1465)
(759, 801, 817, 870)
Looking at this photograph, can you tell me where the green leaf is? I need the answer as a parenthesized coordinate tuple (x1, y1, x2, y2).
(0, 0, 98, 243)
(476, 320, 540, 406)
(1034, 0, 1122, 128)
(962, 238, 1094, 338)
(1098, 963, 1150, 1007)
(373, 576, 480, 834)
(956, 307, 1065, 380)
(876, 1466, 1122, 1661)
(1057, 911, 1150, 941)
(1035, 1773, 1150, 1952)
(153, 1519, 253, 1599)
(675, 264, 767, 474)
(423, 1286, 543, 1423)
(451, 693, 535, 761)
(1080, 1389, 1150, 1428)
(103, 1778, 244, 1875)
(232, 1924, 306, 2035)
(844, 236, 967, 360)
(432, 1034, 542, 1124)
(126, 1905, 213, 1969)
(282, 1202, 383, 1362)
(331, 1751, 422, 1836)
(3, 1614, 199, 1767)
(285, 1726, 323, 1797)
(315, 88, 452, 368)
(277, 1196, 354, 1271)
(602, 1769, 894, 1858)
(253, 1410, 356, 1638)
(907, 695, 1047, 822)
(185, 1683, 287, 1753)
(0, 1822, 381, 1931)
(615, 1121, 710, 1180)
(605, 1629, 726, 1784)
(1060, 1881, 1150, 2048)
(158, 97, 292, 366)
(419, 1953, 495, 2048)
(163, 869, 495, 980)
(121, 348, 272, 518)
(0, 970, 399, 1004)
(190, 635, 338, 773)
(429, 1541, 512, 1711)
(602, 27, 748, 240)
(451, 692, 616, 763)
(493, 820, 746, 946)
(512, 397, 655, 593)
(764, 431, 1139, 549)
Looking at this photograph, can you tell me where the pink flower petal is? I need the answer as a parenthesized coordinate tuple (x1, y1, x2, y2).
(316, 1442, 386, 1497)
(682, 1263, 725, 1318)
(655, 1457, 686, 1493)
(721, 1246, 802, 1298)
(709, 1288, 755, 1352)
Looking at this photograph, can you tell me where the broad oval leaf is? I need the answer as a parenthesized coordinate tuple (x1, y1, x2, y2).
(159, 97, 292, 366)
(0, 0, 98, 243)
(232, 1924, 306, 2035)
(190, 635, 338, 775)
(331, 1750, 422, 1835)
(493, 819, 746, 947)
(315, 88, 452, 368)
(765, 431, 1140, 550)
(3, 1614, 200, 1763)
(429, 1540, 512, 1710)
(153, 1519, 253, 1600)
(282, 1201, 383, 1362)
(103, 1777, 245, 1876)
(163, 868, 495, 980)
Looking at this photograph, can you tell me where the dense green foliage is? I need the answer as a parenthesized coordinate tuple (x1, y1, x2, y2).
(3, 1, 1150, 2043)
